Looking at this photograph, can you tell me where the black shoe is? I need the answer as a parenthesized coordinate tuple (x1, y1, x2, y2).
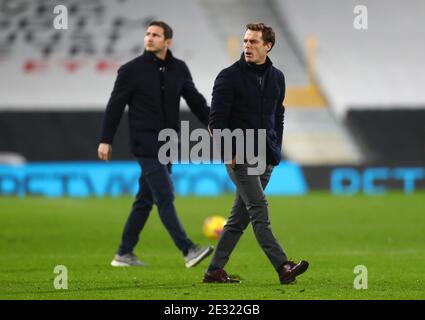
(203, 268, 240, 283)
(278, 260, 309, 284)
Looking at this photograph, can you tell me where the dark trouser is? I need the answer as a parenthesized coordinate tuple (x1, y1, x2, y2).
(118, 158, 194, 256)
(209, 164, 288, 271)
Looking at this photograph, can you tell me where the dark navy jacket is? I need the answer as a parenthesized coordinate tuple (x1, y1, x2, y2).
(100, 50, 209, 158)
(209, 55, 285, 165)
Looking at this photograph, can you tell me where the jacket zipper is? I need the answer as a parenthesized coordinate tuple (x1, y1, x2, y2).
(159, 66, 166, 127)
(258, 75, 264, 127)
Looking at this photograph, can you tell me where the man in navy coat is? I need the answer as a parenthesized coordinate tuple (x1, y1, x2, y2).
(98, 21, 213, 268)
(204, 23, 309, 284)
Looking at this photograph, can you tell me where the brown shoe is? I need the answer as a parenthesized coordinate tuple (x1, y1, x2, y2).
(278, 260, 309, 284)
(203, 269, 240, 283)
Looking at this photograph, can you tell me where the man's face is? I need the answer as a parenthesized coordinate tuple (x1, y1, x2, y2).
(243, 29, 271, 64)
(144, 25, 171, 53)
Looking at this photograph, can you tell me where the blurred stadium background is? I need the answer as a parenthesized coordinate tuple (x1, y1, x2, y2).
(0, 0, 424, 299)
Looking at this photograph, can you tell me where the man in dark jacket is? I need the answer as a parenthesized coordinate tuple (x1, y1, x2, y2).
(204, 23, 308, 284)
(98, 21, 213, 268)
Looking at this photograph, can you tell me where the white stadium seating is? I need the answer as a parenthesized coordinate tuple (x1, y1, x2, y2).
(273, 0, 425, 118)
(0, 0, 228, 109)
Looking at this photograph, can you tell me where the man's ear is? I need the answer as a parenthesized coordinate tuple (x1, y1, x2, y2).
(266, 42, 272, 52)
(165, 38, 172, 48)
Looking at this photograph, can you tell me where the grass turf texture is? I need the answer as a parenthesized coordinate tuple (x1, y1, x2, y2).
(0, 193, 424, 300)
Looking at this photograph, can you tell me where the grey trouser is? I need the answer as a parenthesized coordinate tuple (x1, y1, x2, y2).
(209, 164, 288, 271)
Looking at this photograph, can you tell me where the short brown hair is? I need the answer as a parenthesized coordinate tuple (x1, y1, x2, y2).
(246, 23, 275, 51)
(148, 21, 173, 40)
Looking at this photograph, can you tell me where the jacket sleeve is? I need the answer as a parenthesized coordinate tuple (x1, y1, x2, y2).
(275, 72, 286, 149)
(209, 69, 234, 131)
(181, 62, 210, 126)
(99, 65, 133, 144)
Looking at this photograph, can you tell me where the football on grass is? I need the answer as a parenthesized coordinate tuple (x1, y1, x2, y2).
(203, 216, 227, 240)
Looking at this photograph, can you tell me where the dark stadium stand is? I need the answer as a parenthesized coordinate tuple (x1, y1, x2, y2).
(346, 110, 425, 165)
(0, 111, 208, 161)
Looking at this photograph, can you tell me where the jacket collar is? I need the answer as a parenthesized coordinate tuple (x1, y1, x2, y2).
(141, 49, 174, 65)
(238, 52, 273, 70)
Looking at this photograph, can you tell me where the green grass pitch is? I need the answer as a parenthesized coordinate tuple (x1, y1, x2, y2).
(1, 193, 424, 300)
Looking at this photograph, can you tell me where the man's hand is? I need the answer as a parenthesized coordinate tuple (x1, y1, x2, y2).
(98, 143, 112, 161)
(231, 156, 236, 168)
